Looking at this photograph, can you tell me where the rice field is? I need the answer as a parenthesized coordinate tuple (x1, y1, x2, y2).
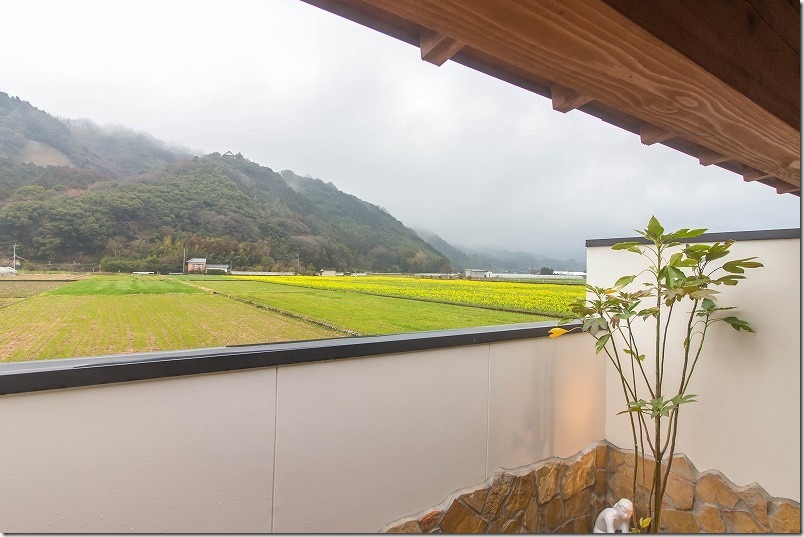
(0, 287, 340, 362)
(0, 274, 581, 362)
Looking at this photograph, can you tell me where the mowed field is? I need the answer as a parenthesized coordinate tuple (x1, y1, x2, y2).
(0, 276, 341, 362)
(0, 274, 582, 362)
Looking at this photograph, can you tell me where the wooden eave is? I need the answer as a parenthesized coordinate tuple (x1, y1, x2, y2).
(302, 0, 801, 196)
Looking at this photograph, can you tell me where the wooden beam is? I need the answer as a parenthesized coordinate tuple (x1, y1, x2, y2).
(419, 29, 463, 66)
(601, 0, 800, 130)
(775, 182, 800, 195)
(742, 165, 772, 182)
(550, 84, 592, 113)
(357, 0, 800, 186)
(698, 147, 731, 166)
(639, 123, 674, 145)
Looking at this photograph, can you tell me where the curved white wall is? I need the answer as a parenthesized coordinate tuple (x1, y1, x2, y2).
(588, 236, 800, 501)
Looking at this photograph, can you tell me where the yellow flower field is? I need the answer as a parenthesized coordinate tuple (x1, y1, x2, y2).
(235, 275, 583, 316)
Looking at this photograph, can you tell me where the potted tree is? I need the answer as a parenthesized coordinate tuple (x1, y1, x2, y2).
(549, 217, 761, 532)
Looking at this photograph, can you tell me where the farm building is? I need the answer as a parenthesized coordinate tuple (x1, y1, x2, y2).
(464, 269, 492, 278)
(186, 258, 207, 274)
(187, 259, 229, 274)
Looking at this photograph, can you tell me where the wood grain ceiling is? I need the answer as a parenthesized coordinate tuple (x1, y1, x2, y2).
(303, 0, 801, 196)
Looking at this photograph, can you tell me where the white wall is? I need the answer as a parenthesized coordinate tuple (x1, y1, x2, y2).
(0, 333, 605, 533)
(588, 237, 800, 501)
(0, 368, 277, 533)
(272, 335, 605, 532)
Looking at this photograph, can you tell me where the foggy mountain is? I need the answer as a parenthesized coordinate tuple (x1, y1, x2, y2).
(0, 90, 581, 273)
(0, 92, 449, 273)
(416, 229, 585, 273)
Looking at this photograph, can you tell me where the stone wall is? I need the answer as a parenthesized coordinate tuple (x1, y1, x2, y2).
(382, 441, 800, 533)
(607, 446, 801, 533)
(383, 443, 608, 533)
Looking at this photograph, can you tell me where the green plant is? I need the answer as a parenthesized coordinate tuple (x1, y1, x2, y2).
(550, 217, 762, 532)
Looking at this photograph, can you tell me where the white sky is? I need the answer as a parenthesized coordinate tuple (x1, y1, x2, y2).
(2, 0, 800, 260)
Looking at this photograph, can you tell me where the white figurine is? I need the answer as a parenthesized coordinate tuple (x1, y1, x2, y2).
(593, 498, 634, 533)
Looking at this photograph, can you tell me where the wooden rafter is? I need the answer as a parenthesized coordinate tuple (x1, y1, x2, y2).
(550, 84, 593, 113)
(302, 0, 801, 196)
(639, 123, 675, 146)
(698, 147, 731, 166)
(743, 166, 773, 183)
(419, 29, 463, 66)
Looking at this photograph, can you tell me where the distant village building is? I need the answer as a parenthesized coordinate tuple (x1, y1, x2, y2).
(553, 270, 587, 277)
(206, 264, 230, 273)
(187, 258, 207, 274)
(464, 269, 493, 279)
(187, 258, 230, 274)
(318, 269, 340, 277)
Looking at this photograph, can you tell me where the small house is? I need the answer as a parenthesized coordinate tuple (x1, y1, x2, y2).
(187, 258, 207, 274)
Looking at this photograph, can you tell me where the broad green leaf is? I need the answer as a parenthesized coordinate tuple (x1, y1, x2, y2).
(614, 275, 636, 288)
(646, 216, 664, 240)
(668, 228, 706, 241)
(722, 316, 755, 333)
(612, 241, 643, 251)
(668, 252, 683, 267)
(671, 393, 698, 406)
(701, 298, 716, 312)
(723, 257, 763, 274)
(716, 275, 745, 286)
(595, 334, 611, 354)
(690, 288, 719, 300)
(722, 261, 745, 274)
(637, 306, 660, 318)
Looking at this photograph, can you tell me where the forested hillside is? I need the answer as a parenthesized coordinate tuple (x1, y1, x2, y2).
(0, 93, 450, 273)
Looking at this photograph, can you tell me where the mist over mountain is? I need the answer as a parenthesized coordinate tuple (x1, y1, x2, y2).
(416, 229, 585, 272)
(0, 92, 449, 273)
(0, 91, 584, 273)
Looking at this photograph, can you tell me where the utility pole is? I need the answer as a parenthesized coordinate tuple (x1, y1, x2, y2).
(296, 252, 300, 275)
(12, 244, 18, 271)
(183, 248, 187, 274)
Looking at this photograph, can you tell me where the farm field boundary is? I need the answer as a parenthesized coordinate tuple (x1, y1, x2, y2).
(186, 280, 361, 336)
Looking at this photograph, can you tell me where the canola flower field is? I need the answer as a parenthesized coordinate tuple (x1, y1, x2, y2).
(234, 275, 584, 317)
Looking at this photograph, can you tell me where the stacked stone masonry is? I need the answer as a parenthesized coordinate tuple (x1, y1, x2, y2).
(383, 441, 800, 533)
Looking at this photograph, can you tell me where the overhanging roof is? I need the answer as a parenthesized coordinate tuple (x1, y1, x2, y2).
(303, 0, 801, 196)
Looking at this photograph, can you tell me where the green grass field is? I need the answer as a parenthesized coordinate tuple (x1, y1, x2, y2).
(0, 292, 341, 362)
(193, 279, 548, 335)
(0, 274, 576, 362)
(46, 275, 203, 295)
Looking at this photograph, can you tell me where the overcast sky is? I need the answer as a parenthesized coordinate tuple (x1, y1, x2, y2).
(2, 0, 800, 260)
